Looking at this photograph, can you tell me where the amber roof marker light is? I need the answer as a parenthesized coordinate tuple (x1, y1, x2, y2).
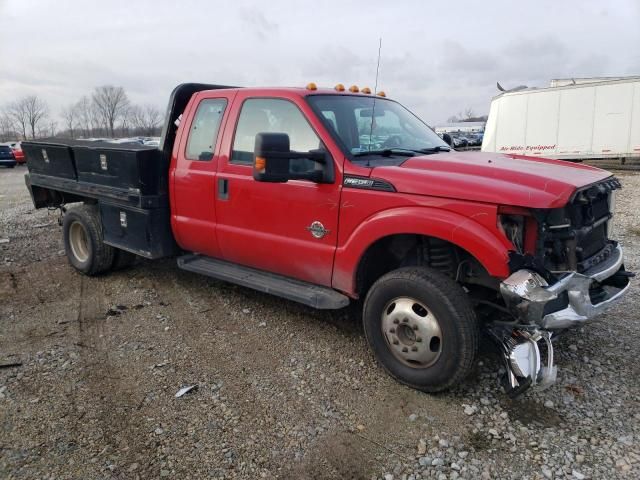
(361, 87, 372, 94)
(376, 91, 386, 97)
(306, 82, 318, 90)
(334, 83, 345, 92)
(348, 85, 360, 93)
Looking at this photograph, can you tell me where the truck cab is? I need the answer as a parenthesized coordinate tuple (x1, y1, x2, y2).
(23, 83, 632, 397)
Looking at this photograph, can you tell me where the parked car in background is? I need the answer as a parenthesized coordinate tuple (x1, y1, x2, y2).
(0, 144, 17, 168)
(1, 142, 25, 163)
(450, 134, 468, 148)
(10, 142, 25, 164)
(143, 137, 161, 147)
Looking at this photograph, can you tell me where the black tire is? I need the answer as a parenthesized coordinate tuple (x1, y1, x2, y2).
(62, 204, 114, 276)
(111, 248, 137, 270)
(363, 267, 478, 392)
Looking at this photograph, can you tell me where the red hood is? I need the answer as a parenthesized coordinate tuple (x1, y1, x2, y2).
(372, 151, 611, 209)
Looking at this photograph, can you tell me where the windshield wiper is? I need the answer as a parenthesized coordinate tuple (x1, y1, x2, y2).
(417, 146, 451, 154)
(353, 148, 417, 157)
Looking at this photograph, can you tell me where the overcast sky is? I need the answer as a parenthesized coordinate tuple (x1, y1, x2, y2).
(1, 0, 639, 127)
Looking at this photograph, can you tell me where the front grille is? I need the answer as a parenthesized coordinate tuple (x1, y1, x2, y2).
(577, 222, 607, 260)
(540, 178, 619, 273)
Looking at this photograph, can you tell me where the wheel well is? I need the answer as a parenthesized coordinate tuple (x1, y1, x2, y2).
(30, 186, 88, 209)
(355, 234, 496, 297)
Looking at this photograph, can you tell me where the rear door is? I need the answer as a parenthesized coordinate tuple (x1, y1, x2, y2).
(214, 92, 343, 286)
(170, 91, 236, 256)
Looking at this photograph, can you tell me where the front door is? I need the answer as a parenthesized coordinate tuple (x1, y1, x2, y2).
(215, 94, 342, 286)
(171, 91, 235, 257)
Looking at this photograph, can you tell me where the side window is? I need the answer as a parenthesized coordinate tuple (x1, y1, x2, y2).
(185, 98, 227, 161)
(231, 98, 323, 167)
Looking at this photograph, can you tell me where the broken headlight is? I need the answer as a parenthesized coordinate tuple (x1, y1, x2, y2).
(499, 214, 525, 253)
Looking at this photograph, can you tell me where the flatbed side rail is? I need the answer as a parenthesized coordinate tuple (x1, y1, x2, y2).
(26, 172, 168, 209)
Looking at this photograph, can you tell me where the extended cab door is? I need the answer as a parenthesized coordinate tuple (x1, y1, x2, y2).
(214, 92, 342, 286)
(170, 91, 236, 257)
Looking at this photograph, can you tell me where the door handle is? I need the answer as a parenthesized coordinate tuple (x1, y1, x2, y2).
(218, 178, 229, 200)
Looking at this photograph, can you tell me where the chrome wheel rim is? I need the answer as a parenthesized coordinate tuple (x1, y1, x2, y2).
(69, 221, 90, 263)
(381, 297, 443, 368)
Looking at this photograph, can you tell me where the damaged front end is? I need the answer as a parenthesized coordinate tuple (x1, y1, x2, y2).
(501, 244, 631, 329)
(490, 178, 632, 397)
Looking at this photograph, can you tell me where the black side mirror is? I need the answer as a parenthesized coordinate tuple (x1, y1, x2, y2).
(253, 132, 291, 183)
(253, 132, 333, 184)
(442, 133, 453, 147)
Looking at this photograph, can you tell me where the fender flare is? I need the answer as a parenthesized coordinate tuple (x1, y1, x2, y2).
(332, 206, 512, 296)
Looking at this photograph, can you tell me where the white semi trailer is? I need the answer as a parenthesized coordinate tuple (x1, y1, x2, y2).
(481, 77, 640, 163)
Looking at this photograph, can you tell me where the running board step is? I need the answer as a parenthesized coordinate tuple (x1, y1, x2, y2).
(177, 254, 350, 310)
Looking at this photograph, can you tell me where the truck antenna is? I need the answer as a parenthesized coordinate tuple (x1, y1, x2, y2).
(367, 37, 382, 167)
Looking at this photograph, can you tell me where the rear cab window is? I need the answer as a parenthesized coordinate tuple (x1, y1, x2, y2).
(185, 98, 228, 161)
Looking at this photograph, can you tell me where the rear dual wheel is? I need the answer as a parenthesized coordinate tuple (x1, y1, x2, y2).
(363, 267, 478, 392)
(63, 205, 136, 275)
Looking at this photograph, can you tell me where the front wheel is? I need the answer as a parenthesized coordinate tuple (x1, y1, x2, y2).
(363, 267, 478, 392)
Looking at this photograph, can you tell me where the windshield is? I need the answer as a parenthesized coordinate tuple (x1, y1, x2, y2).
(307, 95, 448, 159)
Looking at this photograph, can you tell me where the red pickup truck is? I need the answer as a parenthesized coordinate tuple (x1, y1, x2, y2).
(23, 82, 631, 397)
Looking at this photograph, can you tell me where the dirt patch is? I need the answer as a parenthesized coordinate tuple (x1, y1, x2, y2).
(500, 397, 563, 428)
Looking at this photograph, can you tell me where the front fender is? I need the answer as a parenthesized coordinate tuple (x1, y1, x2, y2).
(332, 206, 512, 296)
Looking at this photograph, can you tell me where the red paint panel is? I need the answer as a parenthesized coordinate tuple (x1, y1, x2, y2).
(332, 187, 512, 296)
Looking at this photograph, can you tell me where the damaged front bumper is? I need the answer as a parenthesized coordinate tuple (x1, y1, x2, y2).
(492, 244, 631, 397)
(500, 243, 631, 330)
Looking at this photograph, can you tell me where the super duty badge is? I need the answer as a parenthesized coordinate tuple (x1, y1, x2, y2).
(343, 176, 395, 192)
(344, 177, 375, 187)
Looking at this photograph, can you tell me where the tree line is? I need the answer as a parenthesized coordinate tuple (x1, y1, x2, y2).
(0, 85, 163, 142)
(446, 108, 488, 124)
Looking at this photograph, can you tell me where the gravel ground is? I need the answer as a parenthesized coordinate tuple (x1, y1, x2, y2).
(0, 165, 639, 479)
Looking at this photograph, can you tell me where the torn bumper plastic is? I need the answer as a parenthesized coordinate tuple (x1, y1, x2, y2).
(500, 244, 631, 330)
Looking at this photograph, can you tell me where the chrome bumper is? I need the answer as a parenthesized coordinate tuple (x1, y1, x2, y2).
(500, 244, 630, 330)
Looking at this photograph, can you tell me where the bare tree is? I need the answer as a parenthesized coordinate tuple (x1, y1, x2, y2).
(129, 104, 162, 136)
(92, 86, 129, 137)
(76, 95, 102, 137)
(0, 112, 17, 142)
(61, 103, 79, 138)
(47, 121, 58, 138)
(19, 96, 49, 139)
(464, 107, 475, 120)
(142, 105, 162, 135)
(119, 105, 134, 137)
(128, 105, 145, 132)
(6, 100, 29, 140)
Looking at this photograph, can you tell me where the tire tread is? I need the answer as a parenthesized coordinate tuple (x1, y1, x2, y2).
(63, 204, 114, 276)
(363, 266, 478, 392)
